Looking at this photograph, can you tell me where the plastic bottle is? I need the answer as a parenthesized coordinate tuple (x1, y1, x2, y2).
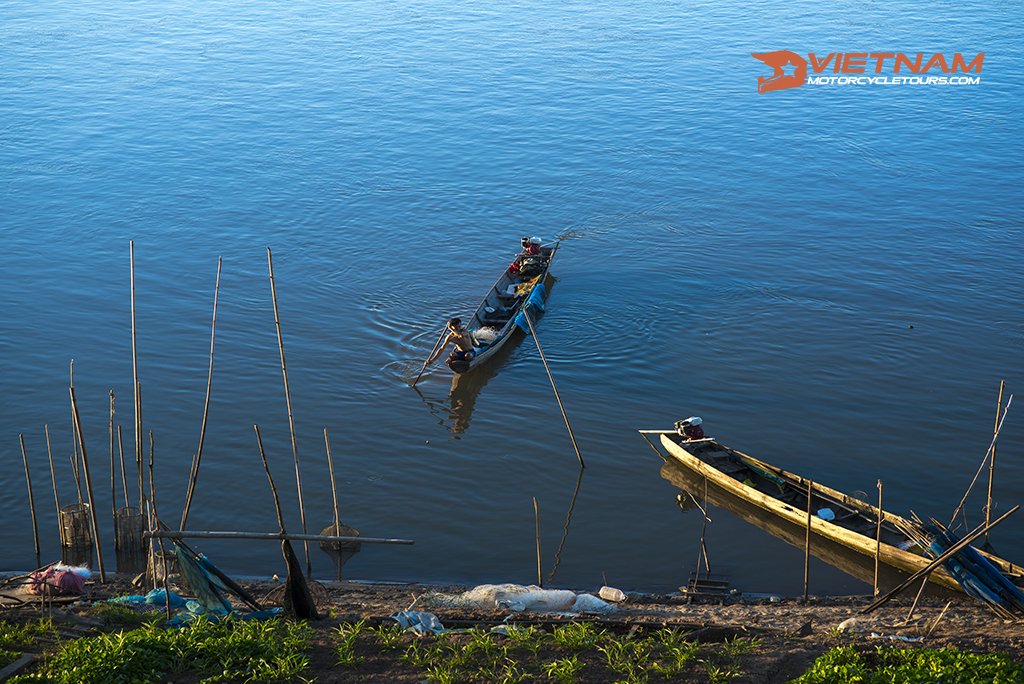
(599, 586, 626, 602)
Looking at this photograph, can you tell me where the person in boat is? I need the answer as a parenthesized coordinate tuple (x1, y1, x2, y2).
(520, 236, 542, 255)
(676, 416, 705, 440)
(426, 317, 476, 367)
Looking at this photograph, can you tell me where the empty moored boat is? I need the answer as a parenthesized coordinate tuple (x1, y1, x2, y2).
(643, 427, 1024, 595)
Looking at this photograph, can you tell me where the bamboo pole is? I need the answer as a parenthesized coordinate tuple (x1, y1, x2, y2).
(131, 241, 144, 515)
(949, 395, 1013, 527)
(44, 425, 63, 546)
(874, 480, 883, 597)
(69, 360, 83, 505)
(254, 424, 288, 533)
(984, 380, 1005, 544)
(803, 479, 812, 602)
(181, 257, 222, 530)
(267, 247, 311, 574)
(148, 431, 172, 618)
(117, 425, 129, 507)
(521, 309, 585, 468)
(862, 505, 1019, 614)
(324, 428, 340, 532)
(146, 530, 413, 544)
(109, 391, 115, 527)
(412, 327, 448, 386)
(533, 497, 542, 587)
(69, 385, 105, 581)
(324, 427, 342, 581)
(19, 434, 40, 562)
(906, 576, 928, 621)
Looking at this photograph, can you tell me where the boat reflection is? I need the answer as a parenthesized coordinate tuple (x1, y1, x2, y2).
(659, 459, 957, 597)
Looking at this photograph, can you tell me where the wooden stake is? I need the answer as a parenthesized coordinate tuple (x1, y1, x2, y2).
(267, 247, 311, 574)
(44, 425, 63, 546)
(874, 480, 883, 597)
(412, 326, 448, 386)
(19, 434, 40, 563)
(862, 505, 1019, 614)
(181, 257, 222, 530)
(533, 497, 542, 587)
(803, 479, 812, 602)
(69, 385, 105, 581)
(985, 380, 1005, 544)
(521, 309, 585, 468)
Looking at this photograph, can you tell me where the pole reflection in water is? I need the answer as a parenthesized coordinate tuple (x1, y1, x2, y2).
(659, 459, 957, 597)
(546, 467, 584, 585)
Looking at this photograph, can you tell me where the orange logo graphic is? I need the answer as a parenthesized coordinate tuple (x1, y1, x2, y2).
(752, 51, 808, 93)
(753, 52, 984, 92)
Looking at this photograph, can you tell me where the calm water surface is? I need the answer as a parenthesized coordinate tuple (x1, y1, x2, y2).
(2, 0, 1022, 596)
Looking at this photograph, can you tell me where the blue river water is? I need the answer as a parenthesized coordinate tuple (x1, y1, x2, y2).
(1, 0, 1022, 596)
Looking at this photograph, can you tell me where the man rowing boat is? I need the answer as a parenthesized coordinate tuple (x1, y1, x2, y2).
(426, 317, 476, 367)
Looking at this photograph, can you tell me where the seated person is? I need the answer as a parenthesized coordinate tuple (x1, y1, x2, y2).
(427, 317, 476, 366)
(676, 416, 705, 440)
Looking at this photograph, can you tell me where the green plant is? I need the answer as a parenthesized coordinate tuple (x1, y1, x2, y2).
(0, 618, 57, 666)
(720, 635, 761, 660)
(543, 654, 585, 683)
(705, 662, 742, 684)
(551, 622, 606, 650)
(87, 602, 156, 626)
(333, 619, 366, 667)
(370, 622, 406, 650)
(790, 644, 1024, 683)
(12, 616, 311, 683)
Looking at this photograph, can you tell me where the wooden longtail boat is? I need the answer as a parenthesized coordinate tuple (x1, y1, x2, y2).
(644, 429, 1024, 594)
(445, 241, 558, 375)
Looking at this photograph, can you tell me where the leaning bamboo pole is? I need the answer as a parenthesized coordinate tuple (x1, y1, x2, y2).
(44, 425, 63, 546)
(180, 257, 222, 530)
(130, 241, 144, 515)
(69, 384, 105, 581)
(267, 248, 311, 574)
(117, 425, 129, 508)
(69, 360, 83, 505)
(109, 391, 116, 526)
(985, 380, 1005, 544)
(19, 434, 40, 562)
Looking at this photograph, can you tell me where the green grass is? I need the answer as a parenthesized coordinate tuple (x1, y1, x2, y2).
(11, 616, 312, 684)
(790, 644, 1024, 684)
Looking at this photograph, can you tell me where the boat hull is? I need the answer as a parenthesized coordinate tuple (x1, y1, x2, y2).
(658, 434, 997, 594)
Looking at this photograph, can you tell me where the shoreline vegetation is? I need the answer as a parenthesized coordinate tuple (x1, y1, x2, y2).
(1, 575, 1022, 682)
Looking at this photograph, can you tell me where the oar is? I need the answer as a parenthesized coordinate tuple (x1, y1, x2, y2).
(412, 326, 448, 387)
(521, 309, 585, 468)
